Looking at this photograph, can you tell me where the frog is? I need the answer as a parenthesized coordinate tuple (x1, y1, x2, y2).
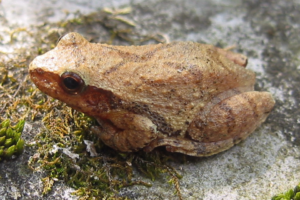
(29, 32, 275, 157)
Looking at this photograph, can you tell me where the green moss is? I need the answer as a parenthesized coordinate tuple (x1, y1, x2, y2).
(0, 119, 25, 161)
(272, 183, 300, 200)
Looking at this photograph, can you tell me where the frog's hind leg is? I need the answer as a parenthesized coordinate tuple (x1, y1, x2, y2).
(145, 91, 275, 157)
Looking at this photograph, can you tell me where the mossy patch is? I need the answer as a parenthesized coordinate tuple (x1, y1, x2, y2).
(0, 119, 25, 161)
(272, 183, 300, 200)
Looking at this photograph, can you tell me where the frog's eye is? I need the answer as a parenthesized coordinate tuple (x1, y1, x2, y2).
(61, 72, 85, 94)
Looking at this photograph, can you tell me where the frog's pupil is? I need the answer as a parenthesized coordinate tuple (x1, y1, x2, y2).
(64, 77, 79, 90)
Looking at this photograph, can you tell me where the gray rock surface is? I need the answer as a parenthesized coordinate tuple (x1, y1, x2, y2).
(0, 0, 299, 199)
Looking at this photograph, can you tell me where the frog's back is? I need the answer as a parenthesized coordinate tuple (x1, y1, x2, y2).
(53, 37, 256, 112)
(94, 41, 255, 102)
(84, 41, 255, 132)
(38, 33, 254, 100)
(30, 32, 255, 108)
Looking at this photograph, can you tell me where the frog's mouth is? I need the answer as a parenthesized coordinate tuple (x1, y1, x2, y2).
(29, 68, 62, 98)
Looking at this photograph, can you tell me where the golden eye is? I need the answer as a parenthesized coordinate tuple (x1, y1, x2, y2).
(61, 72, 85, 94)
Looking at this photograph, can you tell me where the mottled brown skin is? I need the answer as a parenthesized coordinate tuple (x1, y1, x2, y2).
(29, 32, 275, 156)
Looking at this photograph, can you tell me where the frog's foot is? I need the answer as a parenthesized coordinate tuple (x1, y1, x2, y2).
(92, 125, 156, 152)
(144, 136, 245, 157)
(215, 46, 248, 67)
(93, 113, 157, 152)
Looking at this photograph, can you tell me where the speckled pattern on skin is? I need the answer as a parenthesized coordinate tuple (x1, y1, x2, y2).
(29, 32, 275, 156)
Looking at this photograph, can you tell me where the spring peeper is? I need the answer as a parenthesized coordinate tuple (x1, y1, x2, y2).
(29, 32, 275, 157)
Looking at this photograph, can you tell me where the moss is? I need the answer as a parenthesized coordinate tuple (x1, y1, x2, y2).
(0, 119, 25, 161)
(272, 183, 300, 200)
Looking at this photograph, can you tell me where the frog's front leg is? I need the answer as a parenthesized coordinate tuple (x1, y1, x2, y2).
(215, 46, 248, 67)
(93, 112, 157, 152)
